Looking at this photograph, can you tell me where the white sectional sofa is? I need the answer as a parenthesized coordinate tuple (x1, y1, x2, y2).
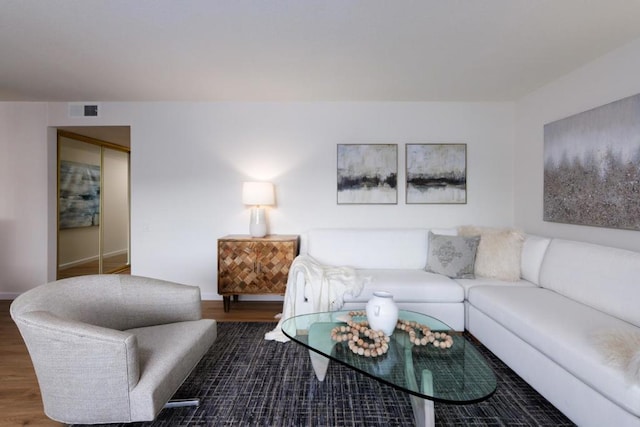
(292, 228, 640, 427)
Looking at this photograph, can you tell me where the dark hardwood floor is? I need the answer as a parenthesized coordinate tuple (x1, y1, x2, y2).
(0, 299, 283, 426)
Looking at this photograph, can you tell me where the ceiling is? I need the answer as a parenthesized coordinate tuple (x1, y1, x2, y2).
(3, 0, 640, 102)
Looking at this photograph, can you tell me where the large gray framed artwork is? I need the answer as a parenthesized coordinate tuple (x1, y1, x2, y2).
(337, 144, 398, 204)
(544, 93, 640, 231)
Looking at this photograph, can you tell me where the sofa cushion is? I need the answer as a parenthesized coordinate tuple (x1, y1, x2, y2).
(456, 277, 537, 299)
(458, 226, 524, 281)
(342, 269, 464, 303)
(468, 286, 640, 417)
(539, 239, 640, 328)
(425, 232, 480, 279)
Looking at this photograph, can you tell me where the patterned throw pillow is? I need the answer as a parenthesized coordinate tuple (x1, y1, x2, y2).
(425, 232, 480, 279)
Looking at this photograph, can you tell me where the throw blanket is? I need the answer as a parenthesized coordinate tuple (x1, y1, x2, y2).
(265, 255, 368, 342)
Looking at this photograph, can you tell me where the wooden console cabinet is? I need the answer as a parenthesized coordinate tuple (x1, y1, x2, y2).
(217, 235, 299, 312)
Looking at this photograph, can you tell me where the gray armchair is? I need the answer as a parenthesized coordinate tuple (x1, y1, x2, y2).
(10, 274, 217, 424)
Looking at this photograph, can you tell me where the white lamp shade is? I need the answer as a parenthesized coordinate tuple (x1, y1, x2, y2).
(242, 182, 275, 206)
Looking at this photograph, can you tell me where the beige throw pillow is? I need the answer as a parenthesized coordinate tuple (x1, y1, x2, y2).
(458, 226, 525, 281)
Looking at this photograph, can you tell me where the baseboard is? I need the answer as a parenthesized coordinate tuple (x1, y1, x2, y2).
(0, 292, 20, 300)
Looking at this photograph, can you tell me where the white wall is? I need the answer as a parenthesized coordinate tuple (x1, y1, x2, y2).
(6, 37, 640, 299)
(46, 102, 515, 298)
(0, 102, 50, 296)
(515, 37, 640, 251)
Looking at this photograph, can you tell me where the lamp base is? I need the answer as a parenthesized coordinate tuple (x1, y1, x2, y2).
(249, 207, 268, 237)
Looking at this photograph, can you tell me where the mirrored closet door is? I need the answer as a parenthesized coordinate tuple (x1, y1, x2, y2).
(57, 130, 130, 279)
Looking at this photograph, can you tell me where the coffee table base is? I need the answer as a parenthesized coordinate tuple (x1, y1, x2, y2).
(309, 352, 436, 427)
(309, 350, 330, 381)
(408, 370, 435, 427)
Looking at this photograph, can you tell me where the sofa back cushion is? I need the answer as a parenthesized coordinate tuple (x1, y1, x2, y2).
(539, 238, 640, 327)
(301, 228, 455, 269)
(520, 234, 551, 285)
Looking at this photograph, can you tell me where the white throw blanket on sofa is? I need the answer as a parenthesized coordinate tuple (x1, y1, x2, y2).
(265, 255, 367, 342)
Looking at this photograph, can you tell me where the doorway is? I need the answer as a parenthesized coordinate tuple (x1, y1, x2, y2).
(56, 127, 131, 279)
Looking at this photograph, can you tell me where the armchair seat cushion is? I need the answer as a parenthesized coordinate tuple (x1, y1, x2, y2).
(128, 319, 217, 421)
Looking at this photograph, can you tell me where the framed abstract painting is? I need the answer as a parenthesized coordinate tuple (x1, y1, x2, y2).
(406, 143, 467, 204)
(337, 144, 398, 204)
(59, 160, 101, 229)
(544, 93, 640, 230)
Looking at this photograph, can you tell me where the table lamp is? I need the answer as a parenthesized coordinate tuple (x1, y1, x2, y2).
(242, 181, 275, 237)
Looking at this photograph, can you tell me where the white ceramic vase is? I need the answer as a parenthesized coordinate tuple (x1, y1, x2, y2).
(366, 291, 398, 336)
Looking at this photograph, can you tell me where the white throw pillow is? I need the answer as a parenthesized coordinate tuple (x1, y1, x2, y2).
(458, 226, 524, 281)
(592, 329, 640, 384)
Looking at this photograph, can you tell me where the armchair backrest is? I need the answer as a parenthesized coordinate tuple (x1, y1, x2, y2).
(11, 274, 202, 330)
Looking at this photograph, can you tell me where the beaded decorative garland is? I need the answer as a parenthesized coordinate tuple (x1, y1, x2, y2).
(330, 311, 390, 357)
(397, 319, 454, 348)
(330, 310, 454, 358)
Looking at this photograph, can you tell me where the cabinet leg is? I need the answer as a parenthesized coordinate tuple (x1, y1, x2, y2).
(223, 296, 231, 312)
(233, 295, 239, 303)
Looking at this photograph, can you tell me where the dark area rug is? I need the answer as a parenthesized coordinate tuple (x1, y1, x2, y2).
(76, 322, 575, 426)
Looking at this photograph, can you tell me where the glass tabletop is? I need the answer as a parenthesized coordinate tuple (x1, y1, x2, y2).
(281, 309, 496, 404)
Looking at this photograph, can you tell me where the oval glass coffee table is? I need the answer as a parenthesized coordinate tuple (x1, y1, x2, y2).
(282, 309, 496, 427)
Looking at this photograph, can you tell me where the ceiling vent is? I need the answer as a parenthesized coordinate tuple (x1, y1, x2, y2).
(68, 103, 100, 118)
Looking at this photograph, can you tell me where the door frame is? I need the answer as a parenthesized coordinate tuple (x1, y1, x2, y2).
(55, 128, 131, 279)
